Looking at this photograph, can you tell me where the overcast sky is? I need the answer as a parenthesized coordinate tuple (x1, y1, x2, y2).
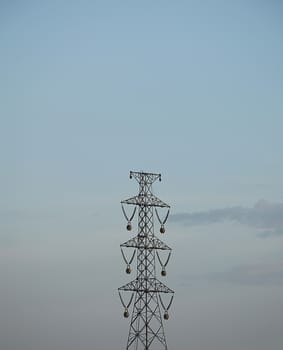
(1, 1, 283, 349)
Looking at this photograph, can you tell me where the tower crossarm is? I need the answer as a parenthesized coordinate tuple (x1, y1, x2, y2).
(121, 195, 170, 208)
(119, 278, 174, 294)
(120, 236, 172, 251)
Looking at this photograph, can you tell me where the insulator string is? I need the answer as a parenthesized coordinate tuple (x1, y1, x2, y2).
(127, 293, 134, 308)
(156, 251, 171, 267)
(156, 251, 163, 267)
(129, 250, 136, 264)
(121, 204, 137, 222)
(119, 291, 126, 308)
(159, 294, 174, 311)
(167, 295, 174, 310)
(119, 291, 134, 309)
(121, 248, 136, 265)
(155, 208, 170, 225)
(164, 251, 171, 267)
(159, 294, 166, 310)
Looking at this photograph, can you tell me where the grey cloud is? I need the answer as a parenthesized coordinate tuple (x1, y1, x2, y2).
(171, 199, 283, 237)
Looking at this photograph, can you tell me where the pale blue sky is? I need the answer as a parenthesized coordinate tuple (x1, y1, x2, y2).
(1, 1, 283, 350)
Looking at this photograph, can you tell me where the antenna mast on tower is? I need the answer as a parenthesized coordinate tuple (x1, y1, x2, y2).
(118, 171, 174, 350)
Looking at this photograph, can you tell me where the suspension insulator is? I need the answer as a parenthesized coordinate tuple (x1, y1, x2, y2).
(127, 223, 132, 231)
(126, 265, 131, 274)
(160, 225, 165, 234)
(124, 309, 129, 318)
(164, 311, 169, 320)
(161, 269, 167, 277)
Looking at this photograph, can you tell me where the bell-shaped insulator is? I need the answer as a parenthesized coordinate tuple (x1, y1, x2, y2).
(164, 311, 169, 320)
(126, 265, 131, 274)
(124, 309, 129, 318)
(160, 225, 165, 234)
(127, 222, 132, 231)
(161, 268, 167, 277)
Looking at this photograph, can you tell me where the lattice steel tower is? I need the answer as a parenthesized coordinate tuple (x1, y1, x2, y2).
(118, 171, 174, 350)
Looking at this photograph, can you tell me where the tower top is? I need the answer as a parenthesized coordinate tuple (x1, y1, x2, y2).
(123, 171, 169, 208)
(129, 170, 161, 184)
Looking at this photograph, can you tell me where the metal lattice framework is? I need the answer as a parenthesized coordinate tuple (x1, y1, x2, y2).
(118, 171, 174, 350)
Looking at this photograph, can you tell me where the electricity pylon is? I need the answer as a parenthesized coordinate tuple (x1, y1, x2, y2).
(118, 171, 174, 350)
